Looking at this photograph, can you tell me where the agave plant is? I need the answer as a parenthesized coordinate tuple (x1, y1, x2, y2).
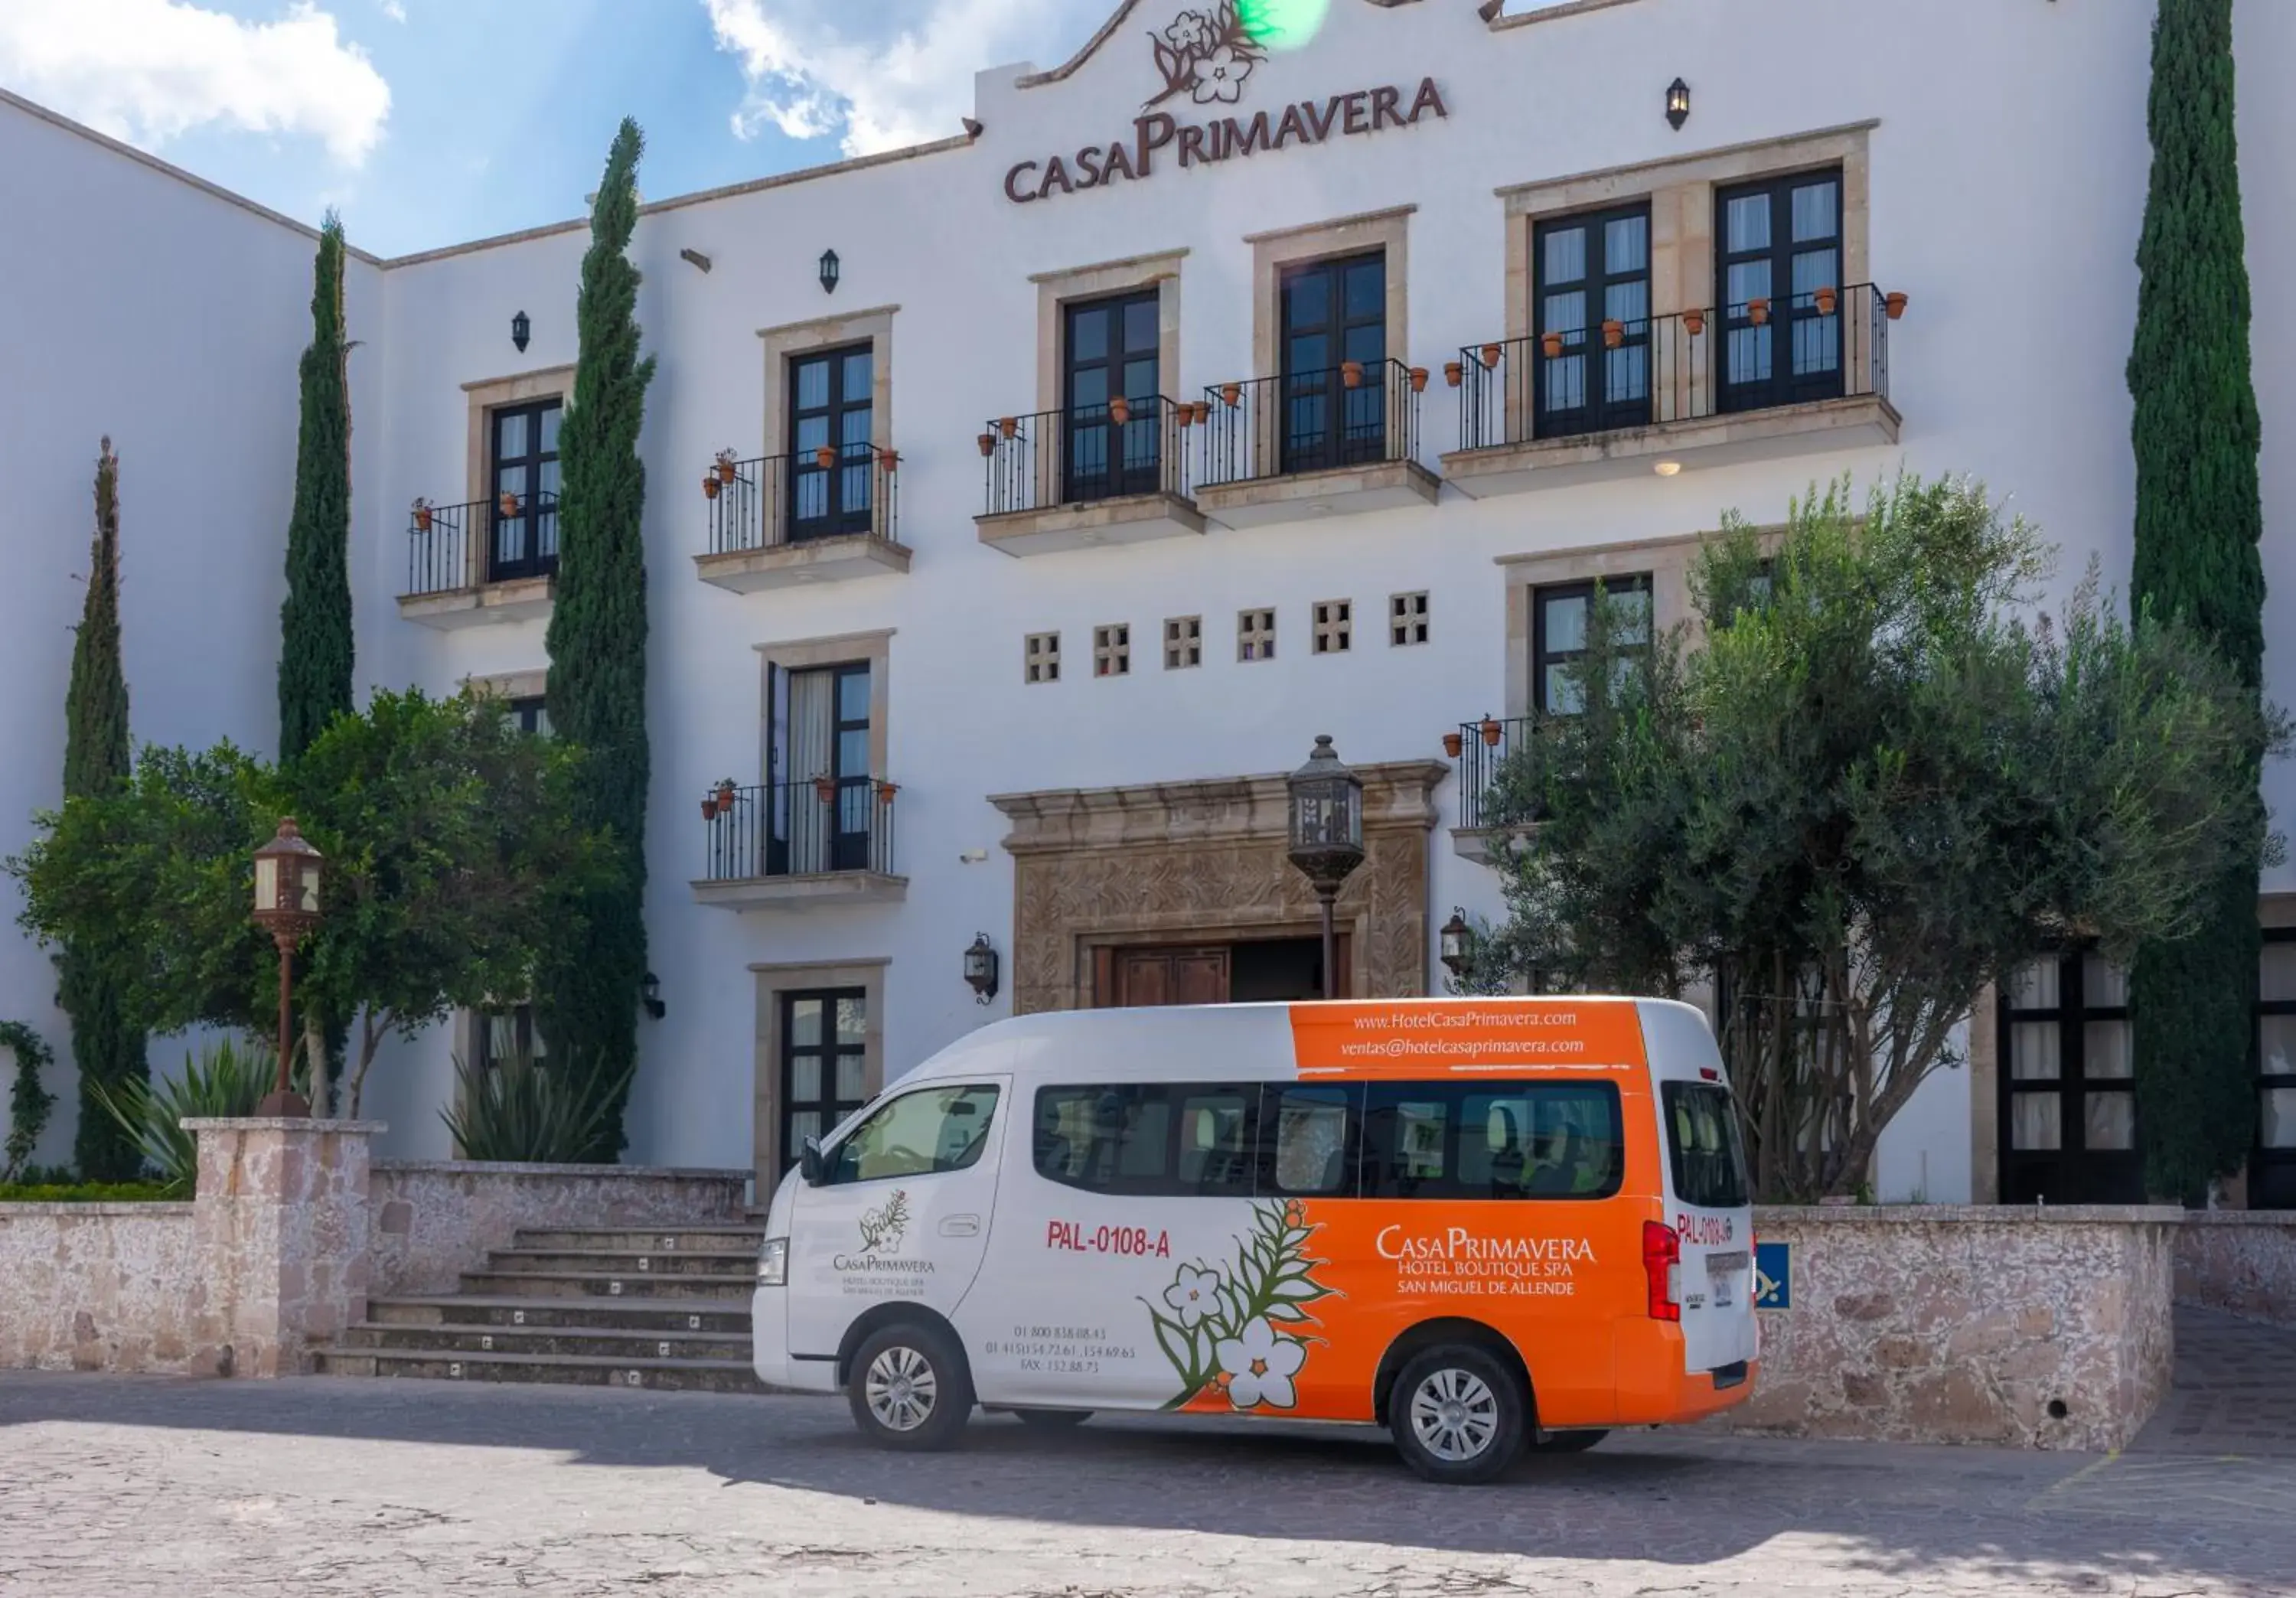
(89, 1035, 308, 1194)
(440, 1048, 631, 1164)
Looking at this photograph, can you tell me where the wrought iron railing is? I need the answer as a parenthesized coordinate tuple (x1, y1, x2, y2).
(1454, 283, 1898, 452)
(1201, 357, 1427, 489)
(406, 494, 559, 596)
(1450, 716, 1534, 833)
(700, 777, 898, 882)
(703, 445, 899, 556)
(978, 397, 1195, 517)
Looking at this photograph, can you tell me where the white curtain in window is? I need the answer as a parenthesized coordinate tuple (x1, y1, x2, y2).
(784, 670, 836, 872)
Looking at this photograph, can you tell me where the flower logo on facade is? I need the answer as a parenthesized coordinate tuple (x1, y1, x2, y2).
(1163, 1264, 1222, 1327)
(1215, 1316, 1307, 1410)
(1146, 2, 1267, 111)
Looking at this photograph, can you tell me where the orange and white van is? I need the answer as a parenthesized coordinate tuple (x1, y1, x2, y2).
(752, 996, 1756, 1482)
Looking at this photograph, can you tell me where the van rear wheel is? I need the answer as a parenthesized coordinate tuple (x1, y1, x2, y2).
(1389, 1345, 1526, 1485)
(848, 1323, 973, 1452)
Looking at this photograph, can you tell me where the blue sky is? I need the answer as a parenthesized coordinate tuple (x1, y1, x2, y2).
(0, 0, 1121, 257)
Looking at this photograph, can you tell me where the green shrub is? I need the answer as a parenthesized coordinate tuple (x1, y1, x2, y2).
(0, 1179, 178, 1204)
(441, 1048, 631, 1165)
(89, 1035, 305, 1194)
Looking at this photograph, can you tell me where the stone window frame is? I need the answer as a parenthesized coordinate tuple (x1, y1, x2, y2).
(1093, 623, 1131, 677)
(1031, 250, 1187, 425)
(1312, 599, 1353, 655)
(754, 305, 899, 544)
(1025, 631, 1062, 684)
(462, 667, 548, 704)
(1495, 123, 1876, 435)
(1163, 615, 1202, 670)
(1243, 206, 1414, 393)
(457, 367, 575, 589)
(751, 957, 889, 1188)
(1238, 608, 1277, 663)
(753, 629, 894, 782)
(1390, 591, 1430, 646)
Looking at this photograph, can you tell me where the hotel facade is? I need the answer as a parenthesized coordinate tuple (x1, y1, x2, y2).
(2, 0, 2293, 1207)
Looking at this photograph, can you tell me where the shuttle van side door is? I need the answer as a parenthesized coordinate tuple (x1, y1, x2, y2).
(785, 1080, 1010, 1371)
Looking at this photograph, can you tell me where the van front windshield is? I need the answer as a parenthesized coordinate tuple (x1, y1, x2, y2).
(1662, 1081, 1750, 1210)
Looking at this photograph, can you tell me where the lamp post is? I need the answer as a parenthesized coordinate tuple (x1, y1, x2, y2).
(1286, 735, 1365, 1002)
(1439, 909, 1473, 980)
(251, 818, 324, 1117)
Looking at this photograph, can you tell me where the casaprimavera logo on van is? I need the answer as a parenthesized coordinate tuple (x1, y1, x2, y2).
(856, 1189, 911, 1255)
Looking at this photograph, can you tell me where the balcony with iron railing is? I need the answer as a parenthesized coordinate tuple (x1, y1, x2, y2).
(400, 492, 558, 628)
(1193, 357, 1439, 529)
(974, 396, 1205, 556)
(694, 444, 909, 592)
(1443, 715, 1535, 864)
(690, 776, 906, 909)
(1443, 284, 1906, 496)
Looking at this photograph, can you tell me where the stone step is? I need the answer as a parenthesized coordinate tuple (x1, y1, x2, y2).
(458, 1269, 755, 1301)
(336, 1322, 753, 1362)
(484, 1247, 760, 1277)
(311, 1345, 769, 1394)
(513, 1227, 768, 1254)
(367, 1295, 754, 1335)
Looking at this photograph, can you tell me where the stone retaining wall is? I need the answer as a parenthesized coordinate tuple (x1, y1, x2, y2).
(0, 1202, 214, 1374)
(2177, 1212, 2296, 1329)
(368, 1160, 751, 1296)
(1717, 1205, 2180, 1452)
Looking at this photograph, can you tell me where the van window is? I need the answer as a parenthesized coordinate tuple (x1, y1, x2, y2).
(823, 1084, 1001, 1185)
(1662, 1081, 1750, 1209)
(1034, 1084, 1255, 1197)
(1362, 1081, 1623, 1200)
(1262, 1085, 1358, 1196)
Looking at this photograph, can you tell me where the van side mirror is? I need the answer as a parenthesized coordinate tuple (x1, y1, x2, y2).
(799, 1138, 826, 1186)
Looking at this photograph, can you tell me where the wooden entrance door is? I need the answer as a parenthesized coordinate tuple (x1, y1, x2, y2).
(1094, 946, 1230, 1008)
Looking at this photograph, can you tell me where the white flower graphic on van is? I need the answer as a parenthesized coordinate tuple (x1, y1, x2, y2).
(1216, 1317, 1306, 1410)
(1141, 1199, 1338, 1411)
(1163, 1265, 1221, 1327)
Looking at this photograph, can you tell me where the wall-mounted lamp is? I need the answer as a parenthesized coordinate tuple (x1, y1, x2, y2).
(964, 933, 1000, 1006)
(1439, 909, 1473, 979)
(641, 971, 666, 1020)
(962, 117, 984, 139)
(680, 247, 713, 274)
(510, 310, 531, 353)
(818, 249, 841, 295)
(1665, 78, 1691, 132)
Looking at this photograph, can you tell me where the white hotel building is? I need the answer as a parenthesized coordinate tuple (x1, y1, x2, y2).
(2, 0, 2293, 1207)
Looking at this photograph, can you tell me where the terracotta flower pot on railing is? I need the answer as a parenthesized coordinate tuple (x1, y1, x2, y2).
(1109, 396, 1131, 425)
(1444, 361, 1464, 388)
(1479, 717, 1502, 748)
(815, 445, 839, 471)
(876, 781, 899, 804)
(1885, 291, 1910, 321)
(1747, 297, 1770, 328)
(498, 491, 520, 518)
(413, 499, 432, 533)
(1602, 319, 1625, 349)
(1221, 383, 1242, 407)
(998, 416, 1019, 440)
(1482, 344, 1503, 369)
(700, 796, 719, 822)
(1442, 731, 1464, 758)
(812, 775, 836, 806)
(715, 455, 739, 485)
(1341, 360, 1365, 390)
(1408, 367, 1430, 394)
(1813, 285, 1838, 317)
(702, 474, 720, 501)
(1683, 308, 1706, 336)
(715, 780, 738, 810)
(1540, 332, 1564, 360)
(977, 432, 997, 457)
(881, 449, 899, 473)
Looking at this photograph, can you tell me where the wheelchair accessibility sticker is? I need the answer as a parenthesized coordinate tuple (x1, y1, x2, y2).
(1754, 1240, 1791, 1310)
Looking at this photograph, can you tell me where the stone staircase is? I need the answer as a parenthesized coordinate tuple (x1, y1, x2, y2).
(316, 1224, 768, 1393)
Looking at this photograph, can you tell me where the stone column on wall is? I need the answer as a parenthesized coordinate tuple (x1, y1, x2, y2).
(182, 1117, 383, 1378)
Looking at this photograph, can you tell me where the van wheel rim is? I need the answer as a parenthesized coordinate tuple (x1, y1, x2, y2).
(1409, 1368, 1499, 1463)
(864, 1346, 938, 1432)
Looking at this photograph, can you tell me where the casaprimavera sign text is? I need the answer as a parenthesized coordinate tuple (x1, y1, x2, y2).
(1003, 78, 1450, 205)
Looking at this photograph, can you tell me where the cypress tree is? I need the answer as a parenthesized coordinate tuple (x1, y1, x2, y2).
(279, 212, 354, 761)
(542, 119, 657, 1156)
(62, 439, 147, 1179)
(2126, 0, 2265, 1204)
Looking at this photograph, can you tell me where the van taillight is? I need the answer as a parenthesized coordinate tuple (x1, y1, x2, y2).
(1642, 1220, 1681, 1322)
(1698, 1067, 1719, 1081)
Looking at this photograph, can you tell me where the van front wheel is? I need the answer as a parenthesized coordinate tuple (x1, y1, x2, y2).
(848, 1323, 974, 1452)
(1390, 1345, 1526, 1485)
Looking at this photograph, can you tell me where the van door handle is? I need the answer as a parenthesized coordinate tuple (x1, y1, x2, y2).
(940, 1215, 980, 1237)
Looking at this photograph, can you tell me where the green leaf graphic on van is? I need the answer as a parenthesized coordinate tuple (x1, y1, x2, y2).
(1141, 1199, 1338, 1412)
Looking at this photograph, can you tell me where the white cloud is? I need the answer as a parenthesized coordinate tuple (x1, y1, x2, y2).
(380, 0, 406, 21)
(701, 0, 1101, 155)
(0, 0, 392, 166)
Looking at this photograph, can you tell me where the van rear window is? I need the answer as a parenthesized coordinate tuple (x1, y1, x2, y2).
(1662, 1081, 1750, 1210)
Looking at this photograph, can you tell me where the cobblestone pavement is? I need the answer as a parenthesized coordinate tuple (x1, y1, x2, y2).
(2134, 1306, 2296, 1458)
(4, 1370, 2292, 1598)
